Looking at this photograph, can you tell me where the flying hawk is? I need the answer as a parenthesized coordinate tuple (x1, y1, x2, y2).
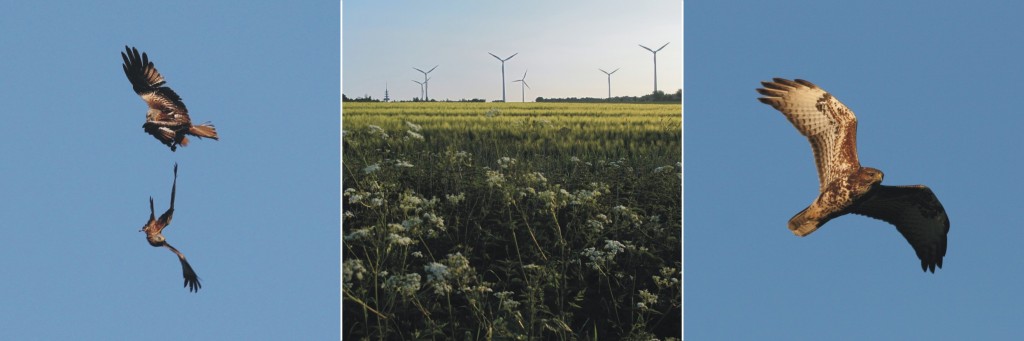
(756, 78, 950, 272)
(122, 46, 218, 151)
(141, 163, 201, 292)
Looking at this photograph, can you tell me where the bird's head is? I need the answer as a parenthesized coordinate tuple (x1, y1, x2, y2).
(850, 167, 885, 198)
(860, 167, 884, 185)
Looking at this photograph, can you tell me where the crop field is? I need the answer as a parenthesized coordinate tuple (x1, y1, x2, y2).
(342, 102, 682, 340)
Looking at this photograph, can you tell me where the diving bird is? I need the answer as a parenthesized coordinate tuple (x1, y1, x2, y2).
(141, 163, 201, 292)
(756, 78, 950, 272)
(122, 46, 218, 151)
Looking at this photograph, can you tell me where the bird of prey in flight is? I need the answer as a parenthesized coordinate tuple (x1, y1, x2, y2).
(122, 46, 218, 151)
(141, 163, 201, 292)
(757, 78, 950, 272)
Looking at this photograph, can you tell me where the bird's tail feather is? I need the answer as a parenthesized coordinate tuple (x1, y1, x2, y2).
(188, 123, 219, 140)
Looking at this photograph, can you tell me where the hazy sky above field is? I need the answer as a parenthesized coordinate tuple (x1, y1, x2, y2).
(687, 1, 1024, 339)
(342, 1, 682, 102)
(0, 1, 337, 339)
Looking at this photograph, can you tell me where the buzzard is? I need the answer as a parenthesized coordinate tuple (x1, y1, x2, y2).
(122, 46, 218, 151)
(756, 78, 950, 272)
(141, 163, 201, 292)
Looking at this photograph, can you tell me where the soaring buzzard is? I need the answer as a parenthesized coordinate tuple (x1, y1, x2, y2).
(122, 46, 218, 151)
(756, 78, 950, 272)
(141, 163, 201, 292)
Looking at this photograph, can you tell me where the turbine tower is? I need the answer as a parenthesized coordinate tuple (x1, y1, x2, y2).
(639, 42, 669, 94)
(489, 52, 518, 102)
(511, 70, 530, 102)
(412, 79, 425, 101)
(599, 68, 619, 99)
(413, 65, 438, 101)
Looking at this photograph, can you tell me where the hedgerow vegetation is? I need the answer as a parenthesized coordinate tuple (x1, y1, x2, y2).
(343, 102, 681, 340)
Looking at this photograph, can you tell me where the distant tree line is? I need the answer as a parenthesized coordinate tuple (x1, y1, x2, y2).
(342, 94, 489, 103)
(536, 89, 681, 103)
(342, 89, 681, 103)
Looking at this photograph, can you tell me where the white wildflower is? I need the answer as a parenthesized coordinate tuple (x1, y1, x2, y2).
(344, 227, 372, 241)
(485, 170, 505, 188)
(401, 217, 423, 229)
(603, 240, 627, 255)
(423, 212, 446, 231)
(497, 156, 516, 169)
(363, 164, 380, 174)
(446, 193, 465, 204)
(367, 125, 389, 138)
(388, 233, 414, 246)
(405, 130, 424, 141)
(404, 120, 422, 132)
(382, 273, 421, 298)
(495, 291, 521, 310)
(400, 192, 425, 211)
(343, 259, 366, 285)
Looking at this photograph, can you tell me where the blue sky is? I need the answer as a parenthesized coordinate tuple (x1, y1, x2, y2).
(0, 1, 338, 339)
(343, 1, 681, 102)
(686, 1, 1024, 339)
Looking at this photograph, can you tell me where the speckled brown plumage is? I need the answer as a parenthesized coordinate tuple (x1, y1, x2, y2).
(757, 78, 950, 273)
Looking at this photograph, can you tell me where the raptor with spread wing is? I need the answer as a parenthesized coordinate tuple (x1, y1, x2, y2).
(122, 46, 218, 151)
(757, 78, 950, 272)
(141, 163, 202, 292)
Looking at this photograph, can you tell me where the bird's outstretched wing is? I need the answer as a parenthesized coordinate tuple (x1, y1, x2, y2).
(164, 243, 201, 292)
(121, 46, 190, 118)
(156, 163, 177, 229)
(850, 185, 950, 272)
(757, 78, 860, 191)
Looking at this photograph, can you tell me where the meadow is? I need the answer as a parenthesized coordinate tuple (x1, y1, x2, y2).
(342, 102, 681, 340)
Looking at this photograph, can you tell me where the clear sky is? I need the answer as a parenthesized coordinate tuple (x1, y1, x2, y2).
(0, 1, 338, 339)
(342, 1, 681, 102)
(687, 1, 1024, 339)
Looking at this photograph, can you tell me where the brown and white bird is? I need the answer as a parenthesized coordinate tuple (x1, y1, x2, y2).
(757, 78, 950, 272)
(122, 46, 218, 151)
(141, 163, 201, 292)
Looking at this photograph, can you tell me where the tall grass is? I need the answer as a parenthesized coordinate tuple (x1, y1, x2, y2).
(343, 102, 681, 340)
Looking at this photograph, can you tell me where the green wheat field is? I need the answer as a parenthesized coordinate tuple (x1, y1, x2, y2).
(342, 102, 682, 340)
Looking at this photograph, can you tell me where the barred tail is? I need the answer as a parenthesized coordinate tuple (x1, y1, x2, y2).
(188, 123, 219, 140)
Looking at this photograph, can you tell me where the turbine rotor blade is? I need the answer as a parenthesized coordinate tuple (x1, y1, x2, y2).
(428, 65, 438, 73)
(639, 44, 654, 52)
(656, 42, 670, 52)
(489, 52, 501, 60)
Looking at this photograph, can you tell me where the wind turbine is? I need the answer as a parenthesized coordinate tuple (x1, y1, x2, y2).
(411, 79, 425, 101)
(489, 52, 518, 102)
(599, 68, 619, 99)
(511, 70, 530, 102)
(639, 42, 669, 94)
(413, 65, 437, 101)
